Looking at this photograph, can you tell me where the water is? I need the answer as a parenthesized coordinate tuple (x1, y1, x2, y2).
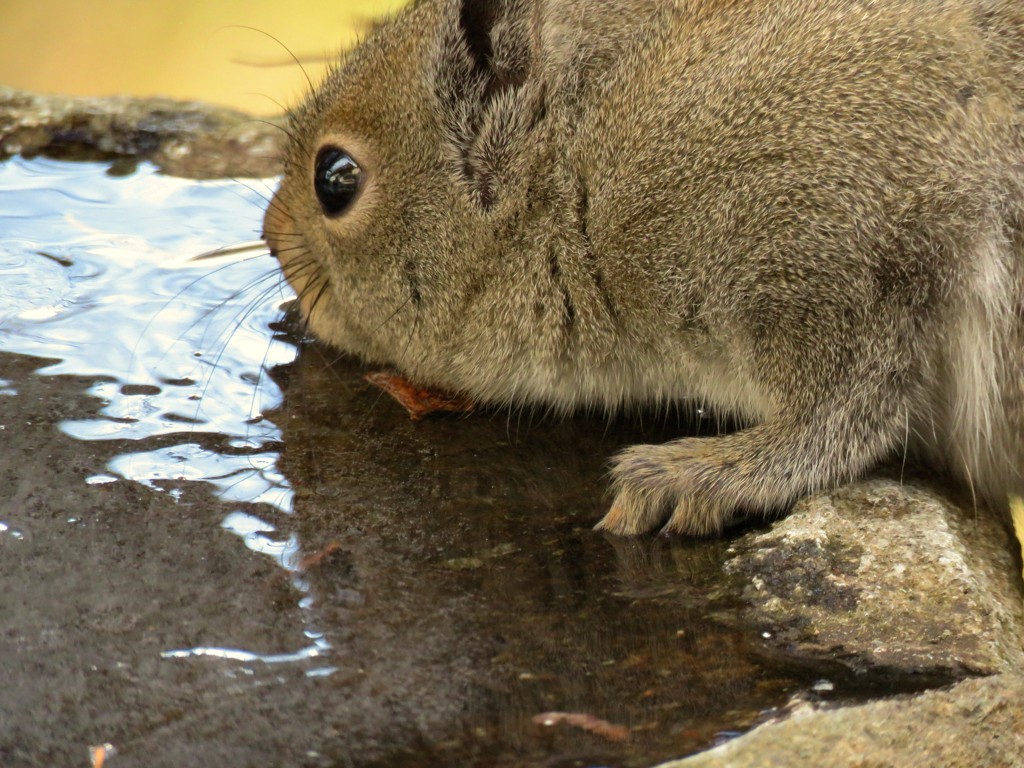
(0, 156, 839, 767)
(0, 156, 292, 494)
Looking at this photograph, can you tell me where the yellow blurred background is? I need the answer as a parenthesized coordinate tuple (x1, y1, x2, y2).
(0, 0, 408, 115)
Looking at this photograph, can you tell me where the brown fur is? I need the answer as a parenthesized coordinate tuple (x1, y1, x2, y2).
(264, 0, 1024, 535)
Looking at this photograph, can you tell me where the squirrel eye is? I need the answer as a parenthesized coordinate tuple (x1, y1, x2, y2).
(314, 147, 362, 217)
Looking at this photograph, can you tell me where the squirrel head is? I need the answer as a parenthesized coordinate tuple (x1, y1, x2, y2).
(264, 0, 574, 401)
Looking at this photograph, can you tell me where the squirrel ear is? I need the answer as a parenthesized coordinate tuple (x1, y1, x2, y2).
(458, 0, 533, 99)
(437, 0, 544, 208)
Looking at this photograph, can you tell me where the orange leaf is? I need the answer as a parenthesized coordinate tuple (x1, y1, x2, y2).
(365, 371, 475, 421)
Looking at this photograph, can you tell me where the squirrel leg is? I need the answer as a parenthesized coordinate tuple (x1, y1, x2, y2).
(597, 411, 900, 536)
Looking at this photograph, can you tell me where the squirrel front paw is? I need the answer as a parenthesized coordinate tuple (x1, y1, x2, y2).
(597, 438, 745, 536)
(596, 417, 891, 536)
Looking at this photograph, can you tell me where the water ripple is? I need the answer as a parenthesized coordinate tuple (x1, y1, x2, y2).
(0, 156, 295, 510)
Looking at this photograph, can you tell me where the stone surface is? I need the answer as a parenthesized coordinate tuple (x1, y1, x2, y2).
(726, 479, 1024, 676)
(0, 87, 285, 179)
(661, 673, 1024, 768)
(659, 479, 1024, 768)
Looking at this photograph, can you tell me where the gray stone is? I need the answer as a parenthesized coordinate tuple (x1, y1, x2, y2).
(676, 479, 1024, 768)
(659, 672, 1024, 768)
(0, 87, 285, 179)
(727, 478, 1024, 676)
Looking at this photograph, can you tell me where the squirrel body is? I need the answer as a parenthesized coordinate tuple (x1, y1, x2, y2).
(264, 0, 1024, 534)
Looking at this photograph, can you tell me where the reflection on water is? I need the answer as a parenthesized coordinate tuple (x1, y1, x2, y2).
(0, 156, 293, 506)
(0, 155, 312, 662)
(162, 511, 334, 672)
(107, 444, 292, 511)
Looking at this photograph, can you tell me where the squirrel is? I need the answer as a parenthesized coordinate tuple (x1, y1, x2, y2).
(263, 0, 1024, 536)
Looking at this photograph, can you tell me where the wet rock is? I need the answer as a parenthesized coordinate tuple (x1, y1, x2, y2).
(727, 478, 1024, 676)
(659, 672, 1024, 768)
(0, 87, 285, 179)
(667, 479, 1024, 768)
